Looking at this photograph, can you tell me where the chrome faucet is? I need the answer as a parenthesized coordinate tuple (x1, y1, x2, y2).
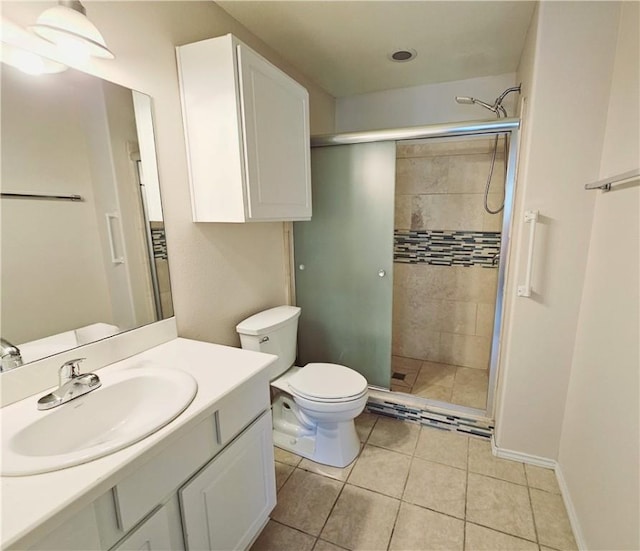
(1, 338, 23, 372)
(37, 358, 101, 410)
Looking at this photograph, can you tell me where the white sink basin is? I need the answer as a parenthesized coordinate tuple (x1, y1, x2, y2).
(1, 367, 197, 476)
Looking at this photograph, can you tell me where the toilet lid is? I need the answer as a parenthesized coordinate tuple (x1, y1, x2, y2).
(288, 363, 368, 401)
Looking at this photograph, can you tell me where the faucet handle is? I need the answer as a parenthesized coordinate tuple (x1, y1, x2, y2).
(59, 358, 86, 383)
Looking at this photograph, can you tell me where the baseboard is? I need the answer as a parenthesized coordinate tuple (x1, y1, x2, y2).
(490, 437, 556, 468)
(554, 463, 587, 551)
(491, 438, 586, 550)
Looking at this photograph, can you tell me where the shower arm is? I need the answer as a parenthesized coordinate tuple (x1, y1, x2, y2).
(495, 85, 522, 106)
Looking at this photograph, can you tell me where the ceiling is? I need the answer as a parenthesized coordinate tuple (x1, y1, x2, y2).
(216, 1, 536, 98)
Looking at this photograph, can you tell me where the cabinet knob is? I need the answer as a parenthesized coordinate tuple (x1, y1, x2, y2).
(378, 269, 386, 278)
(299, 264, 305, 270)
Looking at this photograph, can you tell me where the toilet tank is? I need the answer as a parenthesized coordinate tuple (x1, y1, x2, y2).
(236, 306, 301, 381)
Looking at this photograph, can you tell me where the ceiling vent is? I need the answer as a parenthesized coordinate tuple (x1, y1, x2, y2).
(388, 48, 417, 63)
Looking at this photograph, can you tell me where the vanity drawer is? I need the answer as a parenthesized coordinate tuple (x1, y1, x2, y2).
(114, 416, 220, 533)
(214, 371, 270, 446)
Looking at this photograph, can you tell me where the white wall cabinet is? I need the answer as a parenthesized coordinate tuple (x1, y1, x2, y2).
(180, 412, 276, 551)
(177, 34, 312, 223)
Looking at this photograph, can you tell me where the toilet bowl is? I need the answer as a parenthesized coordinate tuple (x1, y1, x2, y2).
(236, 306, 368, 468)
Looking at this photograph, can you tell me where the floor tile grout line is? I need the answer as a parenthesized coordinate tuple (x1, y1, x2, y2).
(384, 498, 402, 551)
(401, 453, 417, 498)
(274, 460, 295, 491)
(406, 448, 470, 474)
(342, 475, 466, 525)
(527, 480, 541, 545)
(314, 537, 351, 551)
(467, 471, 540, 544)
(267, 518, 325, 543)
(272, 467, 345, 541)
(365, 439, 418, 458)
(385, 493, 466, 523)
(315, 481, 347, 545)
(468, 469, 529, 487)
(464, 520, 540, 546)
(386, 447, 421, 551)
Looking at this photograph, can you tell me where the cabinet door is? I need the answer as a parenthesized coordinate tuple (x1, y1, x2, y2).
(237, 44, 312, 221)
(112, 503, 179, 551)
(179, 411, 276, 551)
(112, 498, 183, 551)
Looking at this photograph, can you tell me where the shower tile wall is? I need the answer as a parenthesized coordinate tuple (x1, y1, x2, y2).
(392, 138, 504, 399)
(151, 221, 174, 318)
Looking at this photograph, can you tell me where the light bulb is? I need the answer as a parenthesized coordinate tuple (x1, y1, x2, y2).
(10, 49, 46, 75)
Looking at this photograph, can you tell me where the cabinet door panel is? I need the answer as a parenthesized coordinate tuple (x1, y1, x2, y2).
(179, 411, 276, 551)
(238, 44, 311, 221)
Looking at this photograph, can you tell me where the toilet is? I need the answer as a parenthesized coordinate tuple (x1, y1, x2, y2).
(236, 305, 368, 468)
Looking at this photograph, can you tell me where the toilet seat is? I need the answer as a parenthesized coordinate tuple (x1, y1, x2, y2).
(290, 387, 368, 404)
(288, 363, 368, 402)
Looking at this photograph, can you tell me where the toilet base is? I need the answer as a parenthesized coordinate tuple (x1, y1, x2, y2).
(273, 421, 360, 468)
(272, 395, 361, 468)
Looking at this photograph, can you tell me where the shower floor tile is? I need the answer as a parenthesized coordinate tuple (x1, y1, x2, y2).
(392, 355, 488, 409)
(251, 413, 576, 551)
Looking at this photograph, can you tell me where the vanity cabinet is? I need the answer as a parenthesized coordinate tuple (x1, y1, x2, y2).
(177, 34, 312, 223)
(24, 371, 275, 551)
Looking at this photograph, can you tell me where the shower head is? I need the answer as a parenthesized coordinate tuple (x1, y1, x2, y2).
(454, 85, 521, 118)
(456, 95, 497, 114)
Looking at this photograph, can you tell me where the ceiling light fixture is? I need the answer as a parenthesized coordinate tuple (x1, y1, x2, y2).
(31, 0, 114, 63)
(389, 48, 417, 63)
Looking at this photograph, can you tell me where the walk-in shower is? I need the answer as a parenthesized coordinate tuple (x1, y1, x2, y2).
(293, 116, 520, 421)
(456, 85, 521, 214)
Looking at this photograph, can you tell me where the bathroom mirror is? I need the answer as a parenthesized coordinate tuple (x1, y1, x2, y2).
(0, 62, 173, 369)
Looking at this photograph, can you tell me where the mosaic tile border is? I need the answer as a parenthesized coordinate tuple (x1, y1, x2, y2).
(394, 229, 500, 268)
(366, 396, 494, 440)
(151, 227, 167, 260)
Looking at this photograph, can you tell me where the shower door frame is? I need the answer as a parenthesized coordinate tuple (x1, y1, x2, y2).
(308, 117, 520, 419)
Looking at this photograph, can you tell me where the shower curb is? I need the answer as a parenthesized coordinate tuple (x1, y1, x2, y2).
(365, 391, 494, 440)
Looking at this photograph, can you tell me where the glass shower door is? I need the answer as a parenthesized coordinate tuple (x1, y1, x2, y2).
(293, 142, 396, 389)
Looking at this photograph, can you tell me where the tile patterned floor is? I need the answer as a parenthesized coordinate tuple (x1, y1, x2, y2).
(391, 356, 489, 409)
(252, 413, 577, 551)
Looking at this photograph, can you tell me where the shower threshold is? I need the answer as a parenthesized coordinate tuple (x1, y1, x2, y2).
(365, 387, 494, 440)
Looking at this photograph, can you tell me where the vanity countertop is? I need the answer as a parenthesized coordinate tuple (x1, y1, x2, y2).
(0, 337, 276, 550)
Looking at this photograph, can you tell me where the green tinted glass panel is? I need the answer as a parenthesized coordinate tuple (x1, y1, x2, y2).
(293, 142, 395, 389)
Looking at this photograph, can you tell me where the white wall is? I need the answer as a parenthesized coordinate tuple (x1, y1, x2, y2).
(335, 73, 517, 132)
(557, 2, 639, 549)
(1, 1, 336, 347)
(495, 2, 621, 460)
